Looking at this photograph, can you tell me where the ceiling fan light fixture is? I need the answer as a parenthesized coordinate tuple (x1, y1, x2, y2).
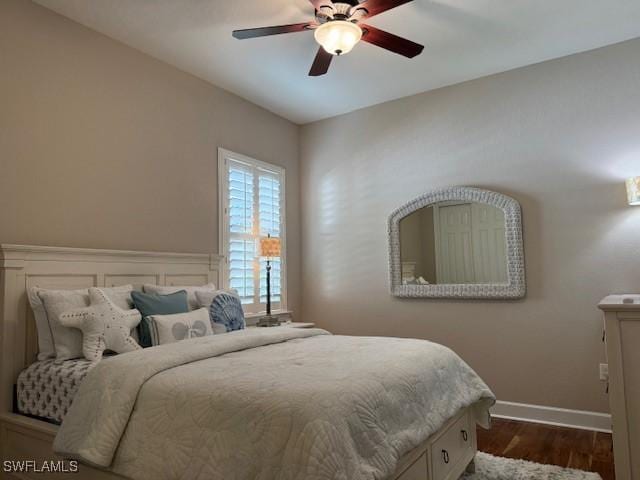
(314, 20, 362, 56)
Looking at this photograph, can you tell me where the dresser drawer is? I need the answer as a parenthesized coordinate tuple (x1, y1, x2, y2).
(430, 411, 475, 480)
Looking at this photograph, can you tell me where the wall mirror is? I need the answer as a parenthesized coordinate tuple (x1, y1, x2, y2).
(388, 187, 525, 299)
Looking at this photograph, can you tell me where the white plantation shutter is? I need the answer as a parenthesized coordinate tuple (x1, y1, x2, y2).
(219, 150, 286, 314)
(259, 171, 281, 304)
(228, 164, 253, 236)
(228, 162, 255, 304)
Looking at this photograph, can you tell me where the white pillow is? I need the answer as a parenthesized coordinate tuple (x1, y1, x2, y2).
(59, 288, 142, 362)
(147, 308, 215, 346)
(143, 283, 216, 311)
(27, 287, 59, 360)
(33, 285, 134, 360)
(194, 288, 240, 309)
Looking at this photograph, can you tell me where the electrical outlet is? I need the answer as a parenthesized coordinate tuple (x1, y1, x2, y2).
(599, 363, 609, 382)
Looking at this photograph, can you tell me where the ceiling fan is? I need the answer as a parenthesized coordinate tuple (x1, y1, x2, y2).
(232, 0, 424, 76)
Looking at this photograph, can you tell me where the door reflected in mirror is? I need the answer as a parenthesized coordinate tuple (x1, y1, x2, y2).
(399, 202, 507, 285)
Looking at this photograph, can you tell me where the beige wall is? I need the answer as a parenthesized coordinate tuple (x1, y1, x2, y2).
(301, 37, 640, 413)
(0, 0, 301, 313)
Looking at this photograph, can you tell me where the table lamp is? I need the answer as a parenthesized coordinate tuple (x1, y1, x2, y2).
(257, 234, 281, 327)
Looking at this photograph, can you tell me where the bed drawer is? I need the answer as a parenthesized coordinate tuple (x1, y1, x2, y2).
(0, 414, 120, 480)
(396, 453, 428, 480)
(429, 410, 475, 480)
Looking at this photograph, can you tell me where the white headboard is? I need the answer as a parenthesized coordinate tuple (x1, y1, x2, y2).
(0, 244, 222, 413)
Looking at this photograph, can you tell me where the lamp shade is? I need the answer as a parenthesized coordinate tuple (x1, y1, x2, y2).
(314, 20, 362, 56)
(626, 177, 640, 206)
(260, 236, 281, 258)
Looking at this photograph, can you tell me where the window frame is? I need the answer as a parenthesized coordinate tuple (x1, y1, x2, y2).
(218, 148, 287, 315)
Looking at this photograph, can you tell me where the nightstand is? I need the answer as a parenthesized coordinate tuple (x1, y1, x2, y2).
(246, 310, 292, 326)
(279, 321, 315, 329)
(245, 309, 316, 329)
(248, 321, 316, 329)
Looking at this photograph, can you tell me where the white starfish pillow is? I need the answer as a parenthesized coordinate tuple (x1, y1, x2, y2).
(60, 287, 142, 362)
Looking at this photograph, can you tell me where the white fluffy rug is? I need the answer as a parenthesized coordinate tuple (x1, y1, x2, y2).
(461, 452, 602, 480)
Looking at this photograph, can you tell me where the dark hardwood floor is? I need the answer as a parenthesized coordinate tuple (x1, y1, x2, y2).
(477, 418, 614, 480)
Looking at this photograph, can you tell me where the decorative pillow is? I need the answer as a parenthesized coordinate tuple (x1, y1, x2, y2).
(27, 287, 59, 360)
(194, 288, 239, 308)
(195, 290, 245, 332)
(131, 290, 190, 348)
(59, 288, 142, 362)
(147, 308, 214, 346)
(143, 283, 216, 311)
(36, 285, 134, 360)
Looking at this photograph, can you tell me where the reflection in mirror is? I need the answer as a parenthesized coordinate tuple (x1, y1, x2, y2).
(399, 202, 507, 285)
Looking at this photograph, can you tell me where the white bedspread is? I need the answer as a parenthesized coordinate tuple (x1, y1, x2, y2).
(54, 328, 495, 480)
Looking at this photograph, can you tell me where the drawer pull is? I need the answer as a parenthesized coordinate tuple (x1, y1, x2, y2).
(442, 450, 450, 464)
(461, 429, 468, 442)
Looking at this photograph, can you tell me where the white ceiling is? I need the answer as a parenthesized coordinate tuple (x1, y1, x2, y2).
(34, 0, 640, 124)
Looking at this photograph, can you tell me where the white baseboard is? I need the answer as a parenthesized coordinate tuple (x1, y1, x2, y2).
(491, 400, 612, 433)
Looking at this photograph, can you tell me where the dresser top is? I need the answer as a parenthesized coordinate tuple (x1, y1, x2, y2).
(598, 294, 640, 311)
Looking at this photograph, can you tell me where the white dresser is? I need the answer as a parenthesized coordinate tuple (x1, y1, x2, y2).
(599, 295, 640, 480)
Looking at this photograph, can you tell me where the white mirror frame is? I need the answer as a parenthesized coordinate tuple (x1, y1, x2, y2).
(388, 187, 526, 299)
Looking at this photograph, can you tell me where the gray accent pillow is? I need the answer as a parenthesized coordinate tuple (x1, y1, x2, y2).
(143, 283, 216, 311)
(147, 308, 213, 346)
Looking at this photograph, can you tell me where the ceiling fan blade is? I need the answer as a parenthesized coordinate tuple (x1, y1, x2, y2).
(309, 47, 333, 76)
(352, 0, 413, 19)
(361, 24, 424, 58)
(232, 22, 314, 40)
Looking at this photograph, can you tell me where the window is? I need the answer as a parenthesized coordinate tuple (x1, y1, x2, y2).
(218, 149, 286, 314)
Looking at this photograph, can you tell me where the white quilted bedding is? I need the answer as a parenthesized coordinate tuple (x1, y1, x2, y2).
(54, 328, 495, 480)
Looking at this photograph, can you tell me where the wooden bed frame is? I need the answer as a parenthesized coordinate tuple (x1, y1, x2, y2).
(0, 244, 478, 480)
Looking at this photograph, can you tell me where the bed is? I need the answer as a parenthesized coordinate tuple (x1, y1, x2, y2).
(16, 358, 95, 424)
(0, 244, 495, 480)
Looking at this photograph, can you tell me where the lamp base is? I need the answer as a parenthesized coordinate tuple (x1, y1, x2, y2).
(257, 315, 281, 328)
